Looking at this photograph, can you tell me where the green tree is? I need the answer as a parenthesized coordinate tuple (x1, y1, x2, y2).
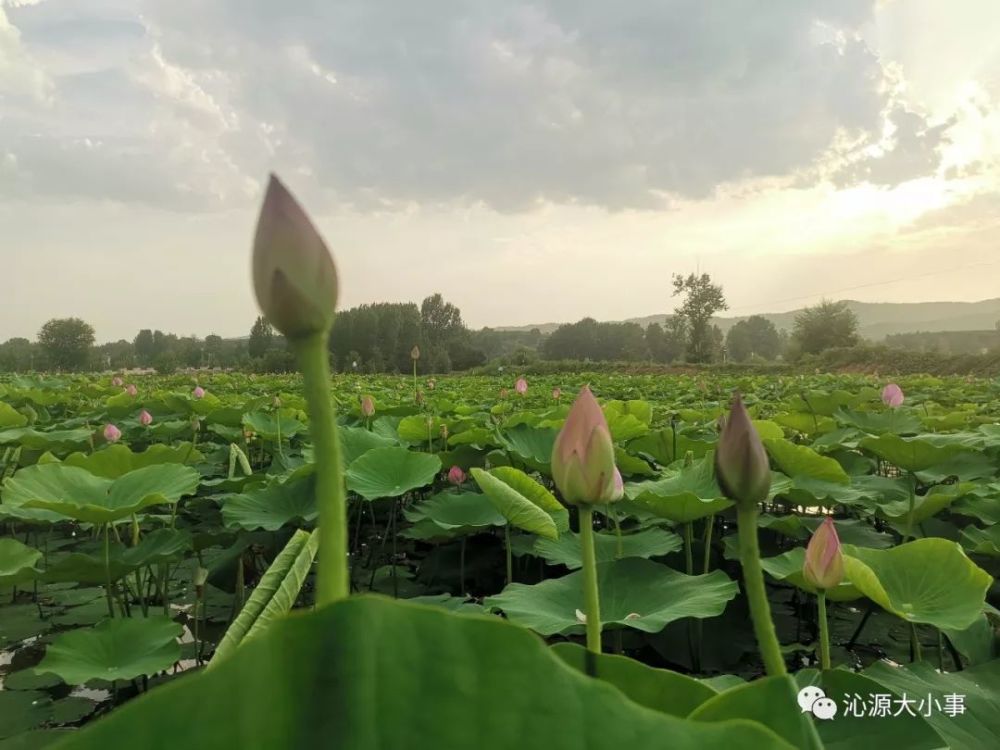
(249, 316, 275, 359)
(420, 293, 466, 347)
(204, 334, 224, 366)
(134, 329, 155, 365)
(671, 273, 728, 363)
(726, 316, 782, 361)
(791, 300, 860, 356)
(0, 338, 34, 371)
(37, 318, 95, 371)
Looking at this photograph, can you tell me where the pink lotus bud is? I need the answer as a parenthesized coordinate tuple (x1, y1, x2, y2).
(515, 377, 528, 395)
(448, 465, 466, 485)
(252, 175, 339, 341)
(112, 376, 123, 387)
(551, 386, 617, 505)
(103, 424, 121, 443)
(139, 410, 153, 427)
(802, 516, 844, 590)
(881, 383, 904, 408)
(125, 384, 137, 397)
(360, 395, 375, 417)
(192, 386, 205, 399)
(715, 392, 771, 507)
(552, 387, 561, 401)
(603, 466, 624, 502)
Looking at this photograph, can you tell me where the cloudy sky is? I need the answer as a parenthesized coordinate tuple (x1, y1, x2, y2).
(2, 0, 999, 342)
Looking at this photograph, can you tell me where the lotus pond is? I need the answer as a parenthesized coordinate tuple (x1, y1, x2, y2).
(1, 370, 999, 749)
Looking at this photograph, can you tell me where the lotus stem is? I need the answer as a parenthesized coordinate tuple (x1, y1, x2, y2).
(294, 333, 348, 605)
(504, 524, 513, 585)
(817, 590, 831, 670)
(703, 514, 715, 574)
(902, 476, 916, 543)
(736, 504, 786, 676)
(103, 523, 115, 619)
(579, 507, 603, 655)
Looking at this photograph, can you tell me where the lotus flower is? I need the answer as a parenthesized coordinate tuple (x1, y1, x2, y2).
(551, 386, 616, 505)
(448, 466, 466, 486)
(411, 346, 420, 360)
(103, 424, 121, 443)
(360, 395, 375, 418)
(252, 175, 338, 340)
(515, 377, 528, 395)
(192, 386, 205, 399)
(604, 466, 624, 502)
(715, 392, 771, 507)
(112, 376, 123, 387)
(552, 387, 562, 401)
(139, 410, 153, 426)
(881, 383, 904, 408)
(802, 517, 844, 590)
(125, 384, 138, 397)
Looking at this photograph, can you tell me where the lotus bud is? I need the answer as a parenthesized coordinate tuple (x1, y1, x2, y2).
(415, 389, 425, 405)
(125, 384, 138, 397)
(602, 466, 624, 502)
(552, 387, 561, 401)
(192, 386, 205, 399)
(802, 517, 844, 590)
(881, 383, 904, 408)
(551, 386, 617, 505)
(411, 346, 420, 360)
(139, 409, 153, 426)
(448, 465, 466, 486)
(103, 423, 121, 443)
(715, 392, 771, 507)
(273, 396, 282, 407)
(360, 395, 375, 418)
(439, 424, 449, 440)
(252, 174, 338, 340)
(427, 379, 436, 390)
(515, 377, 528, 395)
(112, 376, 123, 387)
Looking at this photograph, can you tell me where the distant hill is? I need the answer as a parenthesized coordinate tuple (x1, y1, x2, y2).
(494, 298, 1000, 341)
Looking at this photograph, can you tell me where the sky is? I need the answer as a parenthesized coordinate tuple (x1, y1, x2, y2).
(1, 0, 999, 342)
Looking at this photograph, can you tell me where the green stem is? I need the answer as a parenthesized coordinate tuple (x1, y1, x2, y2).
(903, 476, 916, 543)
(103, 524, 115, 619)
(295, 334, 348, 605)
(579, 507, 602, 655)
(684, 523, 693, 575)
(702, 514, 715, 574)
(736, 504, 786, 676)
(613, 510, 623, 559)
(504, 524, 513, 585)
(817, 591, 831, 670)
(910, 622, 923, 662)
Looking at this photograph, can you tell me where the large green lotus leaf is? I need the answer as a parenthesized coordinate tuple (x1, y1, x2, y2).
(0, 427, 93, 452)
(551, 641, 717, 717)
(859, 434, 968, 473)
(0, 690, 53, 741)
(603, 399, 653, 426)
(761, 547, 861, 601)
(776, 477, 870, 507)
(689, 675, 822, 750)
(52, 596, 792, 750)
(960, 524, 1000, 557)
(865, 659, 1000, 750)
(337, 425, 397, 466)
(842, 539, 992, 630)
(403, 490, 505, 530)
(395, 414, 447, 444)
(915, 451, 998, 483)
(533, 527, 682, 569)
(625, 452, 733, 522)
(773, 412, 837, 436)
(764, 439, 849, 485)
(0, 402, 27, 428)
(952, 486, 1000, 525)
(345, 446, 441, 501)
(0, 604, 51, 648)
(877, 482, 975, 525)
(35, 616, 182, 685)
(242, 411, 306, 441)
(614, 446, 656, 477)
(627, 428, 713, 465)
(62, 442, 203, 479)
(42, 529, 192, 584)
(448, 427, 501, 449)
(794, 668, 945, 750)
(834, 408, 923, 436)
(498, 424, 558, 471)
(942, 613, 997, 667)
(222, 471, 317, 530)
(760, 516, 894, 548)
(10, 463, 199, 523)
(485, 558, 738, 636)
(604, 412, 650, 441)
(0, 538, 43, 586)
(790, 390, 858, 416)
(490, 466, 568, 530)
(470, 468, 558, 539)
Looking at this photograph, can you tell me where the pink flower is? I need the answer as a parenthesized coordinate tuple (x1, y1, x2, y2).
(192, 386, 205, 399)
(551, 386, 617, 506)
(515, 377, 528, 395)
(139, 410, 153, 426)
(881, 383, 904, 408)
(447, 466, 466, 486)
(112, 376, 123, 387)
(552, 387, 562, 401)
(360, 395, 375, 418)
(125, 384, 138, 397)
(103, 424, 121, 443)
(802, 517, 844, 590)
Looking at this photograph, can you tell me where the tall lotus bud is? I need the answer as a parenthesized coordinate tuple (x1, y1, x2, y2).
(715, 392, 771, 507)
(112, 376, 123, 387)
(125, 384, 138, 397)
(139, 409, 153, 426)
(192, 386, 205, 399)
(103, 423, 121, 443)
(551, 386, 617, 505)
(447, 465, 466, 486)
(411, 346, 420, 360)
(360, 395, 375, 418)
(439, 424, 449, 440)
(802, 517, 844, 590)
(881, 383, 904, 408)
(515, 377, 528, 395)
(252, 175, 338, 340)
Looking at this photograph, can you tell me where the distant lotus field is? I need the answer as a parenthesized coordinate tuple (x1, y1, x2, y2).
(1, 370, 999, 748)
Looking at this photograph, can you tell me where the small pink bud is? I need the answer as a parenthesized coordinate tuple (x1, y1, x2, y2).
(802, 517, 844, 590)
(112, 376, 123, 387)
(193, 386, 205, 399)
(448, 466, 466, 486)
(139, 410, 153, 426)
(125, 384, 137, 397)
(881, 383, 904, 408)
(103, 424, 121, 443)
(360, 395, 375, 417)
(551, 386, 617, 505)
(515, 377, 528, 395)
(552, 387, 561, 401)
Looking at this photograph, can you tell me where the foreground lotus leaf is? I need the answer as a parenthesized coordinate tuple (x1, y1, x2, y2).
(345, 446, 442, 500)
(59, 442, 203, 479)
(222, 470, 317, 530)
(842, 539, 992, 630)
(471, 468, 559, 539)
(533, 527, 682, 569)
(485, 557, 738, 635)
(0, 538, 43, 586)
(51, 596, 792, 750)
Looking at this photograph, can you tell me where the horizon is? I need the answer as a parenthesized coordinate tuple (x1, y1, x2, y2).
(2, 0, 1000, 342)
